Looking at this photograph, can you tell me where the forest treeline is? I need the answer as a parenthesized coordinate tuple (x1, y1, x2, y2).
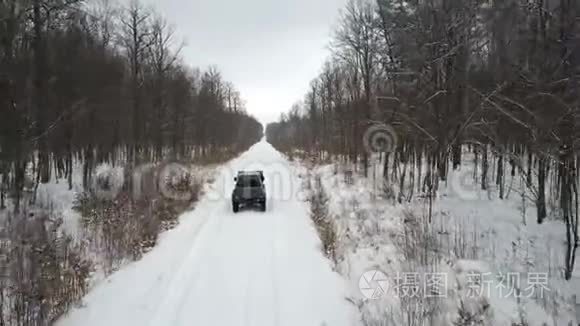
(266, 0, 579, 278)
(0, 0, 263, 212)
(0, 1, 262, 324)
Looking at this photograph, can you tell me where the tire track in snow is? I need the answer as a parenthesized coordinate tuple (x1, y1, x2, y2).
(270, 210, 281, 326)
(243, 274, 252, 326)
(243, 234, 257, 326)
(138, 209, 211, 304)
(169, 203, 228, 324)
(57, 141, 357, 326)
(147, 202, 225, 326)
(140, 165, 231, 308)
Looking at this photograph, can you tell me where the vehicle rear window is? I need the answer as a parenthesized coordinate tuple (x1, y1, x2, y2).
(237, 176, 261, 187)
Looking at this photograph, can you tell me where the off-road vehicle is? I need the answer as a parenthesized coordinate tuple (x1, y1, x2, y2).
(232, 171, 266, 213)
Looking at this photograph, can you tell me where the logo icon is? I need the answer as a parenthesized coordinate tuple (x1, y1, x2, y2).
(449, 166, 479, 201)
(359, 269, 389, 300)
(363, 123, 398, 153)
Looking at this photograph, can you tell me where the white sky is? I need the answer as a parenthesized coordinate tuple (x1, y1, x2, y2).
(142, 0, 347, 124)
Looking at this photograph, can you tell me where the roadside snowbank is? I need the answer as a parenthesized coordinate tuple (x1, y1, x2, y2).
(290, 156, 578, 325)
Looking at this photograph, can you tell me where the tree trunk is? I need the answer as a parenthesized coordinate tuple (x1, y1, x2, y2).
(33, 0, 50, 184)
(537, 156, 547, 224)
(481, 143, 488, 191)
(497, 151, 504, 199)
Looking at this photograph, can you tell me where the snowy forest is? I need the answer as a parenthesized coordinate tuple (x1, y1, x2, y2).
(267, 0, 580, 276)
(0, 0, 261, 324)
(2, 0, 580, 324)
(0, 0, 262, 212)
(267, 1, 580, 323)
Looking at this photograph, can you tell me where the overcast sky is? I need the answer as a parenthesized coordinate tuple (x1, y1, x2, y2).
(139, 0, 347, 124)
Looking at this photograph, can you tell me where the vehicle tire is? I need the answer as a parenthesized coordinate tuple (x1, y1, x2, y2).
(233, 202, 239, 213)
(261, 202, 266, 212)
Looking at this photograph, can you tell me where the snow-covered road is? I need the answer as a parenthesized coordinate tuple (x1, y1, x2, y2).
(57, 140, 355, 326)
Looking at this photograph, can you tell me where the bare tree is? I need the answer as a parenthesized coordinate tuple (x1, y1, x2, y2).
(267, 0, 580, 279)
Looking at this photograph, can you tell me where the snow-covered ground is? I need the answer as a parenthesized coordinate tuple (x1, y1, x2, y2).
(290, 153, 579, 326)
(56, 140, 357, 326)
(13, 140, 578, 326)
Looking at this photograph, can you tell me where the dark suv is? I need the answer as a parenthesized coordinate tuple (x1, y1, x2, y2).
(232, 171, 266, 213)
